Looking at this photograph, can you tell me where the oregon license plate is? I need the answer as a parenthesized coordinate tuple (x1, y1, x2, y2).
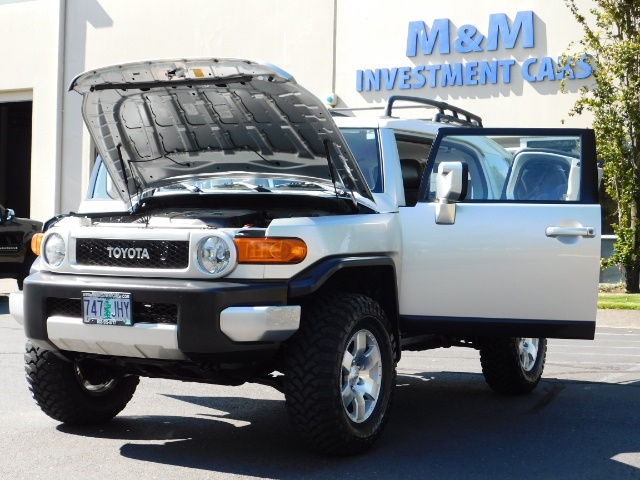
(82, 291, 132, 326)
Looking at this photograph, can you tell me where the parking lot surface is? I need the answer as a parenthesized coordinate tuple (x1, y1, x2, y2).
(0, 286, 638, 479)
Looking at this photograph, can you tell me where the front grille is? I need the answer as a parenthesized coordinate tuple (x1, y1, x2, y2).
(75, 239, 189, 269)
(46, 298, 178, 324)
(133, 302, 178, 324)
(47, 298, 81, 317)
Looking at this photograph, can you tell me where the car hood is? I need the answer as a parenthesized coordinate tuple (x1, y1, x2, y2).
(71, 58, 372, 208)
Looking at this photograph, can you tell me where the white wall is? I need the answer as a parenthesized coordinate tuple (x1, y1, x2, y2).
(335, 0, 595, 127)
(0, 0, 64, 221)
(59, 0, 336, 215)
(0, 0, 597, 219)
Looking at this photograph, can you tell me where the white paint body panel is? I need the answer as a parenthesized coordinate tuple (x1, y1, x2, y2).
(40, 213, 401, 281)
(264, 213, 401, 279)
(399, 203, 600, 321)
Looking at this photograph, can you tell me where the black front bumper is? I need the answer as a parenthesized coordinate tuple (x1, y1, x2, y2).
(24, 272, 289, 362)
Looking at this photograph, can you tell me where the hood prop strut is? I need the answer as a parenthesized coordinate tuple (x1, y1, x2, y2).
(116, 144, 142, 213)
(324, 140, 357, 212)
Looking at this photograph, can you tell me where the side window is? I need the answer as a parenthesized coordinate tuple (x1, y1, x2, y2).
(507, 151, 578, 201)
(427, 142, 489, 200)
(424, 134, 582, 202)
(395, 134, 432, 207)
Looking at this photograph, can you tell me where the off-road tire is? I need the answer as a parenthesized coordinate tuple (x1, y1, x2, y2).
(25, 341, 139, 424)
(283, 293, 396, 455)
(479, 337, 547, 395)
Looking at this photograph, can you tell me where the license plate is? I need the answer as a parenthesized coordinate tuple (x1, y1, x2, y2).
(82, 291, 132, 326)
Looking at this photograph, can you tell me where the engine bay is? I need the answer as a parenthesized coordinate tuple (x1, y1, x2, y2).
(89, 207, 338, 229)
(80, 192, 372, 229)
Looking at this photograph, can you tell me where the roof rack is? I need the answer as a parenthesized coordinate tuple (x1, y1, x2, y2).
(329, 96, 483, 127)
(384, 95, 483, 127)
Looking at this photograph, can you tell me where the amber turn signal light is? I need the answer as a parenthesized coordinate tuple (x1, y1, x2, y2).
(31, 233, 43, 256)
(234, 237, 307, 264)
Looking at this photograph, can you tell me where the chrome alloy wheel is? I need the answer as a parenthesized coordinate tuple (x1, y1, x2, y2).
(341, 329, 383, 423)
(517, 338, 540, 372)
(74, 364, 118, 395)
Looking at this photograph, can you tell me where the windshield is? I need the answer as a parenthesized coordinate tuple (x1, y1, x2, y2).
(89, 156, 349, 202)
(341, 128, 382, 193)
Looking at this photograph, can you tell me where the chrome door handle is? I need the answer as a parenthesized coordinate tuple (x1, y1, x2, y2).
(545, 226, 596, 238)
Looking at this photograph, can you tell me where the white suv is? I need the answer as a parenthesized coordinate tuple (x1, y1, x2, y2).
(11, 58, 600, 454)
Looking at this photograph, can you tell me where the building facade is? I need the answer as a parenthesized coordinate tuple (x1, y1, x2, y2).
(0, 0, 594, 221)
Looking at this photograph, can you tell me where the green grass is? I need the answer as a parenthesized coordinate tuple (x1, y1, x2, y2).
(598, 293, 640, 310)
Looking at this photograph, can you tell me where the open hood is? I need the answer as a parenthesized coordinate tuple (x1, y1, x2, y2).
(71, 58, 372, 208)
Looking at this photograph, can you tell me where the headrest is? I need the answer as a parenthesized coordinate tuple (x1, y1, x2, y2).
(400, 159, 422, 190)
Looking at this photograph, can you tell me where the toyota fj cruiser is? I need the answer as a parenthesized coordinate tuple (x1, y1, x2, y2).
(10, 58, 600, 454)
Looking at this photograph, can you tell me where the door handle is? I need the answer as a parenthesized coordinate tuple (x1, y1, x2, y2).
(545, 226, 596, 238)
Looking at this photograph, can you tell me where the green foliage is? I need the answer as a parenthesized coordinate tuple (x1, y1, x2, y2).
(598, 293, 640, 309)
(564, 0, 640, 292)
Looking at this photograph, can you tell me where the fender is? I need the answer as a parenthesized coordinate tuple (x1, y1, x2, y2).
(288, 255, 402, 360)
(289, 255, 397, 297)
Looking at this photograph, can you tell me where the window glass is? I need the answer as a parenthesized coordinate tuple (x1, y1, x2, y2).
(88, 155, 121, 200)
(394, 134, 433, 207)
(340, 128, 382, 193)
(425, 134, 581, 202)
(90, 161, 112, 199)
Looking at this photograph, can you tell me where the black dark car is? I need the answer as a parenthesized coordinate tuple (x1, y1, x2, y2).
(0, 204, 41, 289)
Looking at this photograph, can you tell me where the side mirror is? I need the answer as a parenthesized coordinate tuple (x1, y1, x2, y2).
(435, 162, 468, 224)
(2, 208, 14, 223)
(436, 161, 468, 203)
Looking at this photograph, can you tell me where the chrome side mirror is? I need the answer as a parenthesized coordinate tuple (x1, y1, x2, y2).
(435, 162, 468, 225)
(5, 208, 14, 222)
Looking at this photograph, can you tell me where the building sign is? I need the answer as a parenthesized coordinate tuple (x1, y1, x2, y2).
(356, 11, 592, 92)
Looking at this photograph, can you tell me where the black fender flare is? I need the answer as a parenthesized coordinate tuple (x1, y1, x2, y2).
(288, 255, 401, 360)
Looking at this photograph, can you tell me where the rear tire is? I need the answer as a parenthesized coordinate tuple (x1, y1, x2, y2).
(284, 293, 396, 455)
(479, 337, 547, 395)
(25, 341, 139, 424)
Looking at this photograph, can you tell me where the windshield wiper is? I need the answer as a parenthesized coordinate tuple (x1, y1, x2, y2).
(211, 182, 271, 192)
(180, 183, 202, 193)
(275, 181, 329, 191)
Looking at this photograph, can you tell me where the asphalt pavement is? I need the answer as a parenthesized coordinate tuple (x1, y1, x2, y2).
(1, 278, 639, 479)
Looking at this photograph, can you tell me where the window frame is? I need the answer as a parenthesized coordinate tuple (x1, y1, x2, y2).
(418, 127, 599, 205)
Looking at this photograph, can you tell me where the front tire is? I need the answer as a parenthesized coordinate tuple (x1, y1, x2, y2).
(284, 294, 396, 455)
(479, 337, 547, 395)
(25, 341, 139, 424)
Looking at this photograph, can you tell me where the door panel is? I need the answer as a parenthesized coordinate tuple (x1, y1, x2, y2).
(399, 203, 600, 321)
(398, 128, 600, 339)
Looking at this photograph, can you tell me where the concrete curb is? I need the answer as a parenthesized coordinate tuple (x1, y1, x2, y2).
(596, 308, 640, 329)
(0, 279, 18, 295)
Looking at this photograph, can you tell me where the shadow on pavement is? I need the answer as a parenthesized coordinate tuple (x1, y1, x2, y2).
(57, 371, 640, 479)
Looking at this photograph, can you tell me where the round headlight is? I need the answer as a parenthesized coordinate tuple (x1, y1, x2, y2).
(43, 233, 66, 267)
(197, 236, 234, 275)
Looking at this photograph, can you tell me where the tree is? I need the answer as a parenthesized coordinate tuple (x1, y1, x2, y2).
(563, 0, 640, 292)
